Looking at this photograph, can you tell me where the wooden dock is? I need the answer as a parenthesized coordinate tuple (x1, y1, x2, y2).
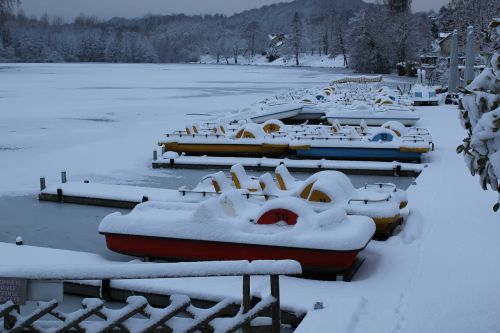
(38, 179, 207, 209)
(152, 154, 425, 177)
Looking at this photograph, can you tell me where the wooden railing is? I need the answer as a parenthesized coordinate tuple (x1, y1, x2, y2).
(0, 260, 302, 333)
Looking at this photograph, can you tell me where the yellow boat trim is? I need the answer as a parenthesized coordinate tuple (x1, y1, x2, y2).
(289, 145, 311, 150)
(400, 147, 429, 153)
(300, 182, 314, 199)
(161, 143, 288, 156)
(212, 179, 222, 193)
(261, 143, 289, 148)
(275, 173, 287, 190)
(230, 172, 242, 189)
(308, 190, 332, 203)
(373, 215, 401, 227)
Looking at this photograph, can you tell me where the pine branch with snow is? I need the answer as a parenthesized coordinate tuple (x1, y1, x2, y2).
(457, 18, 500, 211)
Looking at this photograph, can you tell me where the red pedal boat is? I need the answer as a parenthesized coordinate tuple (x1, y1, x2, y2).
(99, 193, 375, 277)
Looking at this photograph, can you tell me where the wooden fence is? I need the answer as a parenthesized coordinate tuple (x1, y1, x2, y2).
(0, 260, 302, 333)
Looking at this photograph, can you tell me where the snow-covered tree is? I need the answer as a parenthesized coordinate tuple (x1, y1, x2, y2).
(291, 12, 302, 66)
(457, 18, 500, 211)
(348, 6, 394, 73)
(241, 21, 263, 57)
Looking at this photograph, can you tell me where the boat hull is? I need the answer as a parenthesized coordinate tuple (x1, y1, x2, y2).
(250, 108, 302, 124)
(293, 146, 423, 162)
(160, 142, 289, 157)
(103, 233, 363, 273)
(326, 116, 418, 126)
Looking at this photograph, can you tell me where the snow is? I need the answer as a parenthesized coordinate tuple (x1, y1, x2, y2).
(0, 63, 351, 196)
(2, 64, 500, 332)
(99, 193, 375, 251)
(155, 154, 425, 174)
(41, 181, 212, 203)
(0, 244, 301, 279)
(199, 54, 347, 69)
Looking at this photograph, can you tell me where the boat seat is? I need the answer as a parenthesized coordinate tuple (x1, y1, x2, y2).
(192, 123, 201, 134)
(230, 164, 260, 192)
(211, 171, 233, 193)
(275, 164, 304, 191)
(259, 173, 284, 197)
(331, 120, 343, 133)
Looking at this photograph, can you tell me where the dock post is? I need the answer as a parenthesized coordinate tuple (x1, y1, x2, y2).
(153, 150, 158, 161)
(100, 279, 111, 301)
(3, 306, 18, 330)
(270, 275, 280, 333)
(61, 171, 67, 183)
(242, 275, 251, 333)
(57, 188, 63, 202)
(40, 177, 46, 191)
(170, 159, 175, 167)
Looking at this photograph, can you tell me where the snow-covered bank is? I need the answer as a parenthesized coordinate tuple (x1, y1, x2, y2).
(200, 54, 347, 68)
(1, 64, 499, 332)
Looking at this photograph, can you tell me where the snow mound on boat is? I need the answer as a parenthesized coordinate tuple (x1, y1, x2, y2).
(99, 192, 375, 251)
(163, 151, 179, 159)
(382, 121, 407, 136)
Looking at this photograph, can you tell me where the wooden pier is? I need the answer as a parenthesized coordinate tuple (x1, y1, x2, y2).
(152, 154, 425, 177)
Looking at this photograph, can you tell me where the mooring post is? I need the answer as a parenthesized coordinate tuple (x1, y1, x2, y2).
(61, 171, 67, 183)
(100, 279, 111, 301)
(3, 306, 18, 330)
(242, 274, 251, 333)
(153, 150, 158, 161)
(270, 275, 280, 333)
(170, 159, 174, 167)
(40, 177, 46, 191)
(57, 188, 63, 202)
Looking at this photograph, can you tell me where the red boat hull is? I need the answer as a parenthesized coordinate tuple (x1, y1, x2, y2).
(103, 233, 364, 273)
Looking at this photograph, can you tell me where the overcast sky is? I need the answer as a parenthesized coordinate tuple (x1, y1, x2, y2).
(18, 0, 449, 21)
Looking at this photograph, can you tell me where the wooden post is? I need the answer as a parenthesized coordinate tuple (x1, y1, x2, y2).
(57, 188, 63, 202)
(153, 150, 158, 161)
(39, 177, 46, 191)
(3, 306, 18, 330)
(100, 279, 111, 301)
(170, 159, 175, 167)
(270, 275, 280, 333)
(61, 171, 67, 183)
(242, 274, 251, 333)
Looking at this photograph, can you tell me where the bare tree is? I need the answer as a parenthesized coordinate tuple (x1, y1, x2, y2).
(241, 21, 262, 57)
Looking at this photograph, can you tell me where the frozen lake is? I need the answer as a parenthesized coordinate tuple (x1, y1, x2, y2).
(0, 63, 413, 257)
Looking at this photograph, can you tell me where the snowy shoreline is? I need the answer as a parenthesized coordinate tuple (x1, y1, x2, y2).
(1, 64, 499, 332)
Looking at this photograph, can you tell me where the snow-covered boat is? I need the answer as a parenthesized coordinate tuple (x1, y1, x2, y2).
(158, 123, 289, 157)
(249, 103, 303, 123)
(411, 84, 439, 106)
(325, 102, 420, 126)
(99, 193, 375, 274)
(288, 126, 430, 162)
(326, 101, 419, 126)
(254, 166, 406, 238)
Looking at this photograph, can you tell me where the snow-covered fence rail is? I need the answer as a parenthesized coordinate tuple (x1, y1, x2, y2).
(0, 260, 301, 333)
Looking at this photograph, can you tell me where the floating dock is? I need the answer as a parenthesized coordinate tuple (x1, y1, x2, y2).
(152, 154, 426, 177)
(38, 180, 208, 209)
